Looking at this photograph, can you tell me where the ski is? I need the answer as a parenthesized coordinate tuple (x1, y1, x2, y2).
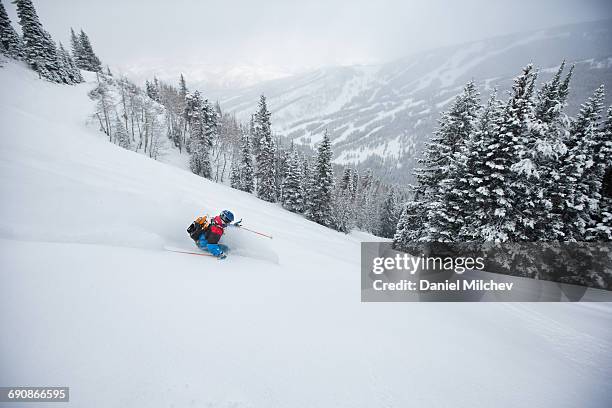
(164, 247, 221, 259)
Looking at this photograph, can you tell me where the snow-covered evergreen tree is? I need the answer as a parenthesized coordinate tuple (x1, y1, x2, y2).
(229, 159, 240, 189)
(503, 65, 543, 241)
(57, 42, 82, 84)
(275, 143, 290, 199)
(301, 155, 312, 204)
(235, 130, 254, 193)
(332, 166, 358, 230)
(178, 74, 188, 101)
(587, 105, 612, 240)
(557, 86, 606, 240)
(254, 95, 277, 202)
(200, 100, 218, 178)
(330, 189, 353, 233)
(0, 0, 23, 58)
(575, 86, 607, 231)
(477, 64, 537, 241)
(394, 62, 609, 246)
(414, 80, 481, 241)
(378, 188, 401, 238)
(69, 27, 84, 68)
(281, 149, 304, 213)
(256, 133, 277, 202)
(354, 169, 385, 232)
(534, 61, 568, 123)
(186, 91, 215, 179)
(339, 167, 355, 197)
(456, 90, 504, 240)
(526, 63, 574, 240)
(393, 197, 427, 250)
(14, 0, 64, 82)
(350, 170, 359, 201)
(306, 130, 334, 226)
(183, 89, 202, 153)
(77, 29, 101, 72)
(249, 114, 259, 156)
(146, 79, 160, 103)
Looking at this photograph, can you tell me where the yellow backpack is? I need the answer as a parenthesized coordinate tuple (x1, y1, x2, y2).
(187, 215, 210, 241)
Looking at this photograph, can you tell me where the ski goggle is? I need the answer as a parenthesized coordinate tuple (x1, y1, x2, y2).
(220, 214, 231, 224)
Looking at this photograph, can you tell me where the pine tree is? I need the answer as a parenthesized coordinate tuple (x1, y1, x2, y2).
(350, 170, 359, 201)
(0, 0, 23, 58)
(478, 64, 538, 241)
(416, 80, 481, 241)
(230, 159, 241, 189)
(55, 42, 71, 83)
(146, 79, 160, 102)
(186, 91, 215, 179)
(301, 155, 312, 205)
(57, 42, 82, 84)
(340, 167, 353, 194)
(587, 105, 612, 240)
(582, 89, 612, 240)
(249, 114, 259, 155)
(332, 167, 358, 228)
(281, 149, 304, 212)
(364, 179, 383, 233)
(558, 86, 606, 240)
(306, 130, 334, 226)
(254, 95, 277, 202)
(378, 188, 401, 238)
(78, 29, 101, 72)
(534, 61, 568, 123)
(183, 89, 200, 154)
(354, 169, 380, 231)
(528, 63, 574, 240)
(14, 0, 63, 82)
(393, 197, 427, 250)
(275, 142, 290, 198)
(69, 27, 84, 68)
(238, 130, 255, 193)
(173, 73, 189, 152)
(178, 74, 188, 101)
(504, 65, 542, 241)
(457, 90, 505, 240)
(200, 100, 217, 178)
(330, 189, 353, 233)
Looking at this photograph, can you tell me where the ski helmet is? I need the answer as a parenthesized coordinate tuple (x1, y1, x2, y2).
(220, 210, 234, 224)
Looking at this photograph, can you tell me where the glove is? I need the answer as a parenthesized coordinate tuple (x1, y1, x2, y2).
(233, 219, 242, 227)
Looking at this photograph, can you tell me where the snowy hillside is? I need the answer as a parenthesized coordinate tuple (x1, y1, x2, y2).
(120, 61, 296, 90)
(1, 61, 612, 407)
(207, 19, 612, 181)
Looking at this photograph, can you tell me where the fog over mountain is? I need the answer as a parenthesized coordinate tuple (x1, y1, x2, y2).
(203, 19, 612, 183)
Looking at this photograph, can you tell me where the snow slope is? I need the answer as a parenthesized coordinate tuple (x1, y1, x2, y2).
(1, 61, 612, 408)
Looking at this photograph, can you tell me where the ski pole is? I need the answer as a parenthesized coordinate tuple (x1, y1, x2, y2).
(238, 226, 273, 239)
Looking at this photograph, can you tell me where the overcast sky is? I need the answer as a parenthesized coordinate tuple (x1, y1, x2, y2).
(6, 0, 612, 82)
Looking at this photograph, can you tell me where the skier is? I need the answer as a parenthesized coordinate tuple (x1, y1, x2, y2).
(187, 210, 239, 259)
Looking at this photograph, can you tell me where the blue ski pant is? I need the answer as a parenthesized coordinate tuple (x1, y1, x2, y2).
(197, 234, 226, 257)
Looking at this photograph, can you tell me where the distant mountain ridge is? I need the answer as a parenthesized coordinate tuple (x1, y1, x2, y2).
(207, 19, 612, 182)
